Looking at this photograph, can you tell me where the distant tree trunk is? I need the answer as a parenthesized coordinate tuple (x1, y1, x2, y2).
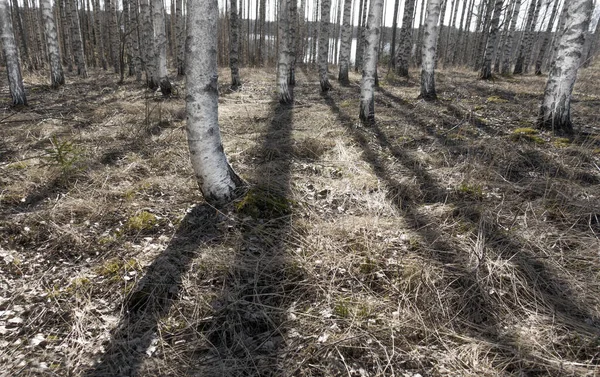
(501, 0, 521, 74)
(140, 0, 158, 87)
(442, 0, 458, 66)
(130, 0, 143, 80)
(277, 0, 292, 102)
(67, 0, 87, 76)
(107, 0, 119, 72)
(122, 0, 134, 77)
(59, 0, 73, 71)
(480, 0, 503, 78)
(583, 16, 599, 66)
(359, 0, 384, 122)
(522, 0, 542, 72)
(389, 0, 400, 69)
(494, 0, 514, 72)
(420, 0, 441, 100)
(175, 0, 184, 75)
(396, 0, 416, 76)
(415, 0, 427, 65)
(537, 0, 591, 135)
(41, 0, 64, 88)
(11, 0, 30, 71)
(93, 0, 107, 70)
(258, 0, 266, 65)
(338, 0, 353, 83)
(354, 0, 368, 71)
(452, 0, 469, 65)
(437, 0, 448, 64)
(185, 0, 245, 204)
(534, 0, 559, 74)
(473, 0, 494, 70)
(459, 0, 475, 64)
(230, 0, 241, 89)
(514, 0, 538, 74)
(152, 0, 171, 95)
(0, 0, 26, 105)
(318, 0, 332, 91)
(288, 0, 297, 84)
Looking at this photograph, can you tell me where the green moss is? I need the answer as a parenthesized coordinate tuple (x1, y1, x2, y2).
(511, 128, 545, 144)
(486, 95, 509, 103)
(126, 211, 157, 231)
(456, 183, 484, 200)
(235, 187, 293, 218)
(340, 100, 353, 108)
(334, 300, 351, 318)
(96, 258, 141, 279)
(359, 257, 377, 275)
(553, 137, 571, 148)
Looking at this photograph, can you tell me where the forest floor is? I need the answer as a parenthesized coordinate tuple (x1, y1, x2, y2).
(1, 63, 600, 377)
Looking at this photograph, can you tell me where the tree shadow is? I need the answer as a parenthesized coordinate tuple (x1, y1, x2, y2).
(83, 92, 297, 376)
(322, 91, 600, 374)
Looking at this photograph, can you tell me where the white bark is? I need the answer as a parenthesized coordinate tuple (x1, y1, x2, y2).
(230, 0, 241, 88)
(140, 0, 158, 88)
(501, 0, 521, 74)
(359, 0, 384, 122)
(0, 0, 26, 105)
(152, 0, 172, 95)
(277, 0, 292, 102)
(67, 0, 87, 76)
(338, 0, 353, 83)
(480, 0, 503, 79)
(538, 0, 592, 135)
(396, 0, 416, 76)
(420, 0, 442, 100)
(318, 0, 332, 91)
(186, 0, 244, 204)
(175, 0, 184, 75)
(41, 0, 64, 88)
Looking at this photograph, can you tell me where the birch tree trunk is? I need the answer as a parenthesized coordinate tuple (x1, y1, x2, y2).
(420, 0, 441, 100)
(230, 0, 241, 89)
(318, 0, 332, 91)
(277, 0, 292, 102)
(338, 0, 353, 83)
(537, 0, 592, 135)
(354, 0, 368, 71)
(152, 0, 172, 95)
(185, 0, 245, 204)
(534, 0, 560, 74)
(451, 0, 469, 65)
(359, 0, 384, 122)
(480, 0, 503, 79)
(175, 0, 184, 75)
(93, 0, 107, 69)
(11, 0, 30, 71)
(501, 0, 521, 74)
(396, 0, 416, 76)
(59, 0, 73, 71)
(41, 0, 64, 88)
(0, 0, 26, 105)
(66, 0, 87, 76)
(514, 0, 538, 74)
(389, 0, 400, 69)
(140, 0, 158, 88)
(288, 0, 297, 84)
(108, 0, 119, 73)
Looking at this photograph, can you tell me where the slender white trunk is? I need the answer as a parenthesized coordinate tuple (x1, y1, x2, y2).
(338, 0, 353, 83)
(359, 0, 384, 122)
(186, 0, 244, 204)
(175, 0, 184, 75)
(0, 0, 26, 105)
(152, 0, 172, 95)
(420, 0, 441, 100)
(500, 0, 521, 74)
(396, 0, 416, 76)
(67, 0, 87, 76)
(230, 0, 241, 88)
(480, 0, 503, 79)
(318, 0, 332, 91)
(41, 0, 64, 88)
(288, 0, 297, 84)
(140, 0, 158, 88)
(277, 0, 292, 102)
(537, 0, 592, 135)
(534, 0, 560, 75)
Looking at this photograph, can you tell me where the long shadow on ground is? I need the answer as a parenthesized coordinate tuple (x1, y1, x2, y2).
(84, 87, 298, 376)
(322, 87, 600, 374)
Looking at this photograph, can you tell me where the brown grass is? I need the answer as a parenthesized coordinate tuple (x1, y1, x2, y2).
(0, 63, 599, 376)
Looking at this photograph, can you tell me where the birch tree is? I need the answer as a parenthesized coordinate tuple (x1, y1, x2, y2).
(338, 0, 353, 84)
(480, 0, 504, 79)
(537, 0, 592, 135)
(175, 0, 185, 75)
(230, 0, 241, 89)
(318, 0, 333, 91)
(67, 0, 87, 76)
(0, 0, 26, 105)
(534, 0, 560, 75)
(41, 0, 64, 88)
(186, 0, 245, 204)
(396, 0, 416, 76)
(359, 0, 384, 122)
(420, 0, 442, 100)
(152, 0, 172, 95)
(501, 0, 521, 73)
(277, 0, 292, 102)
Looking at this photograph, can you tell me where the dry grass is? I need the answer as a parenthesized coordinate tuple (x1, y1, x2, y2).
(0, 63, 599, 377)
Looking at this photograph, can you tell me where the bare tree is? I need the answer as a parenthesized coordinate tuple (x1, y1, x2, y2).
(396, 0, 416, 76)
(230, 0, 241, 89)
(534, 0, 560, 75)
(67, 0, 87, 76)
(0, 0, 26, 105)
(278, 0, 292, 102)
(359, 0, 384, 122)
(537, 0, 592, 134)
(175, 0, 185, 75)
(152, 0, 172, 95)
(185, 0, 245, 204)
(420, 0, 442, 100)
(480, 0, 504, 78)
(318, 0, 333, 91)
(501, 0, 521, 74)
(41, 0, 64, 88)
(338, 0, 353, 83)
